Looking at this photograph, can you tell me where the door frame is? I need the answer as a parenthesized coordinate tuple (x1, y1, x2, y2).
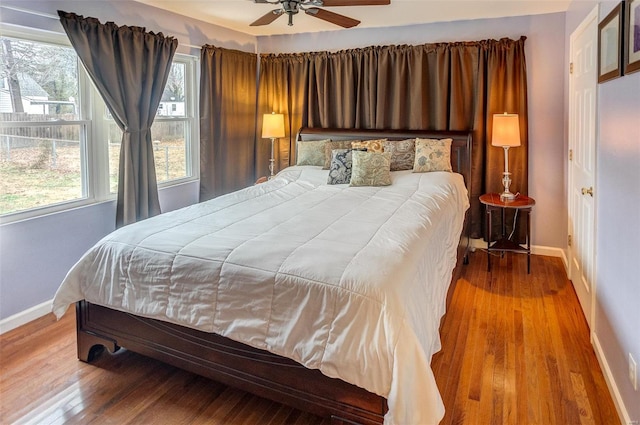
(568, 5, 599, 333)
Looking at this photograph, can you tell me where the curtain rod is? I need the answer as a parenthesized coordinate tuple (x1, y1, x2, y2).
(1, 5, 202, 50)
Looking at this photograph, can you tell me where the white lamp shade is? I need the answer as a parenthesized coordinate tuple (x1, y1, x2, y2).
(491, 113, 521, 147)
(262, 113, 285, 138)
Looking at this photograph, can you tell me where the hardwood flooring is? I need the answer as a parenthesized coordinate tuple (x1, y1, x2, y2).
(432, 252, 619, 425)
(0, 252, 620, 424)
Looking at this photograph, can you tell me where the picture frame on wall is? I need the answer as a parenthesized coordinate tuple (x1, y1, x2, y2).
(598, 1, 625, 83)
(625, 0, 640, 74)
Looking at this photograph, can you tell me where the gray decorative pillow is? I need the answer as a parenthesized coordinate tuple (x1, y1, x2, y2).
(350, 150, 392, 187)
(413, 138, 453, 172)
(327, 149, 353, 185)
(323, 140, 354, 169)
(384, 138, 415, 171)
(297, 139, 329, 166)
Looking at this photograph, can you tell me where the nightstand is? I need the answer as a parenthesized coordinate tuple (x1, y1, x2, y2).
(480, 193, 535, 273)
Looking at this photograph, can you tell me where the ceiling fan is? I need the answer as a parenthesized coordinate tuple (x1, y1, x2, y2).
(250, 0, 391, 29)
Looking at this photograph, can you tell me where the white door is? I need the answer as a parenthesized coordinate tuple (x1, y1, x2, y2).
(568, 6, 598, 329)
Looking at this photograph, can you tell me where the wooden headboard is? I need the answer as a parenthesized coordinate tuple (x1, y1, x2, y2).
(296, 127, 473, 196)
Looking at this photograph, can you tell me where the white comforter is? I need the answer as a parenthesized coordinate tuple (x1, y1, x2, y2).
(52, 166, 469, 425)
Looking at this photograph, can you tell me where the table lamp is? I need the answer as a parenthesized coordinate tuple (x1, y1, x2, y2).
(492, 112, 521, 201)
(262, 112, 285, 179)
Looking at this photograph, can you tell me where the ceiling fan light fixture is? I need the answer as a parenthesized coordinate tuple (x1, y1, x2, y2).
(282, 1, 300, 14)
(251, 0, 390, 28)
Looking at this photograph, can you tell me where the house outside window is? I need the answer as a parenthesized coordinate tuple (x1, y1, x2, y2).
(0, 28, 199, 222)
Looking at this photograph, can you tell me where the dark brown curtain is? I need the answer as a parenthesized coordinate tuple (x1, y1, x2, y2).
(257, 54, 308, 177)
(480, 39, 529, 241)
(306, 50, 376, 128)
(258, 37, 528, 239)
(58, 11, 177, 227)
(200, 46, 257, 201)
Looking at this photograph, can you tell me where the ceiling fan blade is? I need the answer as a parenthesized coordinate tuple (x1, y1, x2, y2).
(305, 7, 360, 28)
(320, 0, 390, 6)
(250, 9, 284, 26)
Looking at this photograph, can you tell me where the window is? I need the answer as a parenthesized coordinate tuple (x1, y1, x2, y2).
(0, 35, 87, 215)
(0, 28, 198, 222)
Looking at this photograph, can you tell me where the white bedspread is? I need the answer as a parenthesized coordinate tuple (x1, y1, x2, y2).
(52, 166, 469, 425)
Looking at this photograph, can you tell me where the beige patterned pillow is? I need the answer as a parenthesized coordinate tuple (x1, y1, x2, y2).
(413, 138, 453, 172)
(384, 138, 416, 171)
(323, 140, 354, 169)
(351, 138, 386, 153)
(350, 150, 392, 187)
(296, 139, 329, 166)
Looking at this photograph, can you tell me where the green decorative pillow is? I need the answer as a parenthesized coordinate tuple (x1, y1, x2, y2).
(351, 139, 386, 153)
(413, 138, 453, 172)
(296, 139, 329, 166)
(384, 138, 415, 171)
(323, 140, 354, 169)
(349, 150, 392, 187)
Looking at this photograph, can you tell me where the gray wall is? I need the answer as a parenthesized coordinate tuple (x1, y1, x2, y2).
(565, 1, 640, 422)
(257, 12, 568, 250)
(0, 0, 258, 320)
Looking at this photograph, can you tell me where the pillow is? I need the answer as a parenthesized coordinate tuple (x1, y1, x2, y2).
(296, 139, 329, 166)
(351, 138, 386, 153)
(323, 140, 354, 169)
(384, 138, 415, 171)
(413, 138, 453, 172)
(327, 149, 354, 185)
(349, 150, 392, 187)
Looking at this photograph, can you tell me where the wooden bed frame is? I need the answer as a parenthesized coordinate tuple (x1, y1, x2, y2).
(76, 128, 472, 425)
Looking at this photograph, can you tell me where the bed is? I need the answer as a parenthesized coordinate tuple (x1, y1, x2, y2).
(52, 127, 472, 425)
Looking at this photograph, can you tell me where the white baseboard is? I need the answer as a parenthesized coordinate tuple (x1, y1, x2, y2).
(592, 332, 632, 425)
(0, 299, 52, 335)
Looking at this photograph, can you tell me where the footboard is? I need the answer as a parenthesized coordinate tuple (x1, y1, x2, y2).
(76, 301, 387, 425)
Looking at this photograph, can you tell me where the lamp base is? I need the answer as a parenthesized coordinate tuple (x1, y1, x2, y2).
(268, 138, 276, 179)
(500, 191, 516, 201)
(500, 169, 515, 201)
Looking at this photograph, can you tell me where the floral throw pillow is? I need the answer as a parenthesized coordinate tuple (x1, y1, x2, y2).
(413, 138, 453, 173)
(351, 138, 386, 153)
(350, 150, 392, 187)
(296, 139, 329, 166)
(323, 140, 354, 169)
(327, 149, 354, 185)
(384, 138, 416, 171)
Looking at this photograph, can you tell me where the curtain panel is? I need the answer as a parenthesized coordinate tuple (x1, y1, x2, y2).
(200, 46, 258, 201)
(257, 54, 308, 178)
(258, 37, 528, 239)
(58, 11, 178, 228)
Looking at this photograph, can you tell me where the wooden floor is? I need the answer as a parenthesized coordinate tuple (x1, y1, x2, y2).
(0, 252, 620, 425)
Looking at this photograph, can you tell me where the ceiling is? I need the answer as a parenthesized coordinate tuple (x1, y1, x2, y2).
(133, 0, 572, 37)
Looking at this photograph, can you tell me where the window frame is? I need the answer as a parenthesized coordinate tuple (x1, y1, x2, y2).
(0, 26, 199, 224)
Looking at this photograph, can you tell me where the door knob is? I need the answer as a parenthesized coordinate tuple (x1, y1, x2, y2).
(582, 187, 594, 197)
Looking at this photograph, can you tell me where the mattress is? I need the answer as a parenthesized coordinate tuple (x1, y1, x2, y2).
(52, 165, 469, 425)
